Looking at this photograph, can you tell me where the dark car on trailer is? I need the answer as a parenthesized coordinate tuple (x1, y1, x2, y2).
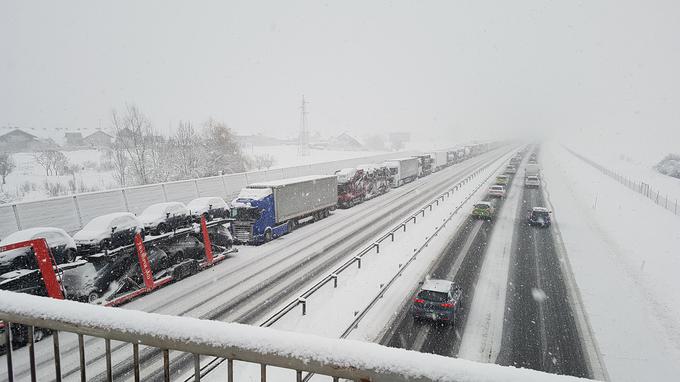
(62, 247, 170, 303)
(0, 227, 77, 275)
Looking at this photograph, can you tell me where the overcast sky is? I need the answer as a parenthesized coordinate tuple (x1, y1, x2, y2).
(1, 0, 679, 148)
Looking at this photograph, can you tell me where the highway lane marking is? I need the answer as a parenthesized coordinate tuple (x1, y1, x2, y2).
(445, 219, 484, 280)
(412, 324, 433, 351)
(530, 190, 550, 371)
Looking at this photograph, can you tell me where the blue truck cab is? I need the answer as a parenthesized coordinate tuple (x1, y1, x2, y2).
(230, 175, 338, 245)
(231, 187, 287, 244)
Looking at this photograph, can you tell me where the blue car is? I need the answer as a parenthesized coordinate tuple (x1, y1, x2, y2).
(411, 279, 463, 325)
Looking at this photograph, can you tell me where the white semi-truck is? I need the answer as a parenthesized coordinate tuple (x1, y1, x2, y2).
(384, 157, 420, 187)
(524, 164, 541, 188)
(431, 150, 449, 172)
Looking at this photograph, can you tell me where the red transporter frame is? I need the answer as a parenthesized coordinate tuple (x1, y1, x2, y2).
(0, 216, 230, 310)
(104, 215, 228, 307)
(0, 238, 64, 300)
(0, 239, 63, 336)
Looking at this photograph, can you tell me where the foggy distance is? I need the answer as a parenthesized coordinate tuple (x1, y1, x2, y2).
(1, 1, 679, 382)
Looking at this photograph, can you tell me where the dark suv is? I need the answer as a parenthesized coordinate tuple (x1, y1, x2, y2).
(527, 207, 552, 227)
(411, 279, 463, 325)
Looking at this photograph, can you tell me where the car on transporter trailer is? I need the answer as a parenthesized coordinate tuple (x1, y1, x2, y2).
(138, 202, 191, 235)
(0, 227, 78, 274)
(73, 212, 145, 254)
(411, 279, 463, 325)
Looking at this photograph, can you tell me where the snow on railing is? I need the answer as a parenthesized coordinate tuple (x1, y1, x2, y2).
(565, 147, 680, 216)
(0, 291, 589, 382)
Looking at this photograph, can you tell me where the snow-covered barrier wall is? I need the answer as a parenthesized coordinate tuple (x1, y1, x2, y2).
(0, 290, 590, 382)
(0, 152, 416, 238)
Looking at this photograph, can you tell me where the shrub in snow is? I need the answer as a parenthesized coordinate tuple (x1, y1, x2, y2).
(654, 154, 680, 179)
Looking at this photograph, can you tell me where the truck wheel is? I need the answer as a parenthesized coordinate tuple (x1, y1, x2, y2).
(323, 209, 330, 218)
(287, 220, 295, 233)
(264, 229, 273, 242)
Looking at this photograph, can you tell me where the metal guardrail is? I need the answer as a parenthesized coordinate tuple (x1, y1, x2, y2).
(260, 161, 498, 328)
(0, 290, 585, 382)
(565, 147, 680, 216)
(190, 150, 510, 380)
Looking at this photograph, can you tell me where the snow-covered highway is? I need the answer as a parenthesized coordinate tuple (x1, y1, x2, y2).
(1, 147, 514, 381)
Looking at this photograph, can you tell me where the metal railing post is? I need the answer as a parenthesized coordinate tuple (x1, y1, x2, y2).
(299, 298, 307, 315)
(5, 322, 13, 382)
(53, 331, 62, 382)
(163, 349, 170, 382)
(105, 339, 112, 382)
(227, 359, 234, 382)
(133, 343, 140, 382)
(194, 353, 201, 382)
(78, 334, 86, 382)
(28, 326, 36, 382)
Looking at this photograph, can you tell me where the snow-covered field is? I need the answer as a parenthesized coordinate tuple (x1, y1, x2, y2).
(1, 146, 394, 204)
(564, 139, 680, 203)
(542, 142, 680, 381)
(2, 149, 116, 202)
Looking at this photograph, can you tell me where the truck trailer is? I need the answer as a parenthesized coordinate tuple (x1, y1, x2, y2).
(384, 157, 420, 187)
(414, 154, 434, 177)
(525, 164, 540, 177)
(231, 175, 338, 244)
(431, 150, 448, 171)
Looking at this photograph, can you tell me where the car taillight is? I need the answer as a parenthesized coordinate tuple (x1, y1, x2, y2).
(440, 303, 454, 308)
(413, 298, 424, 304)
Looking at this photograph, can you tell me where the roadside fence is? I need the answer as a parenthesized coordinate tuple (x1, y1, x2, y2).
(0, 151, 416, 239)
(565, 147, 680, 216)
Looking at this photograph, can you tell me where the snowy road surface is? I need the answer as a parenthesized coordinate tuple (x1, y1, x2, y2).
(0, 148, 512, 381)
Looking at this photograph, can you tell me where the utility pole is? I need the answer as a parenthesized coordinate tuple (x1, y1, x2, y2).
(297, 95, 310, 157)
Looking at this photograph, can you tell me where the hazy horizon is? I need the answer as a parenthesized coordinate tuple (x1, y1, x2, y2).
(2, 1, 680, 150)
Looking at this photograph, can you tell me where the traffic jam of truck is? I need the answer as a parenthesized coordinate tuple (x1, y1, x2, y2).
(0, 143, 492, 348)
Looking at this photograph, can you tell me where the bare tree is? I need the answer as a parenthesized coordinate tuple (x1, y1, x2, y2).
(202, 119, 246, 175)
(108, 142, 129, 186)
(52, 151, 69, 176)
(111, 105, 155, 184)
(0, 152, 16, 185)
(33, 150, 68, 176)
(33, 151, 52, 176)
(172, 121, 202, 179)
